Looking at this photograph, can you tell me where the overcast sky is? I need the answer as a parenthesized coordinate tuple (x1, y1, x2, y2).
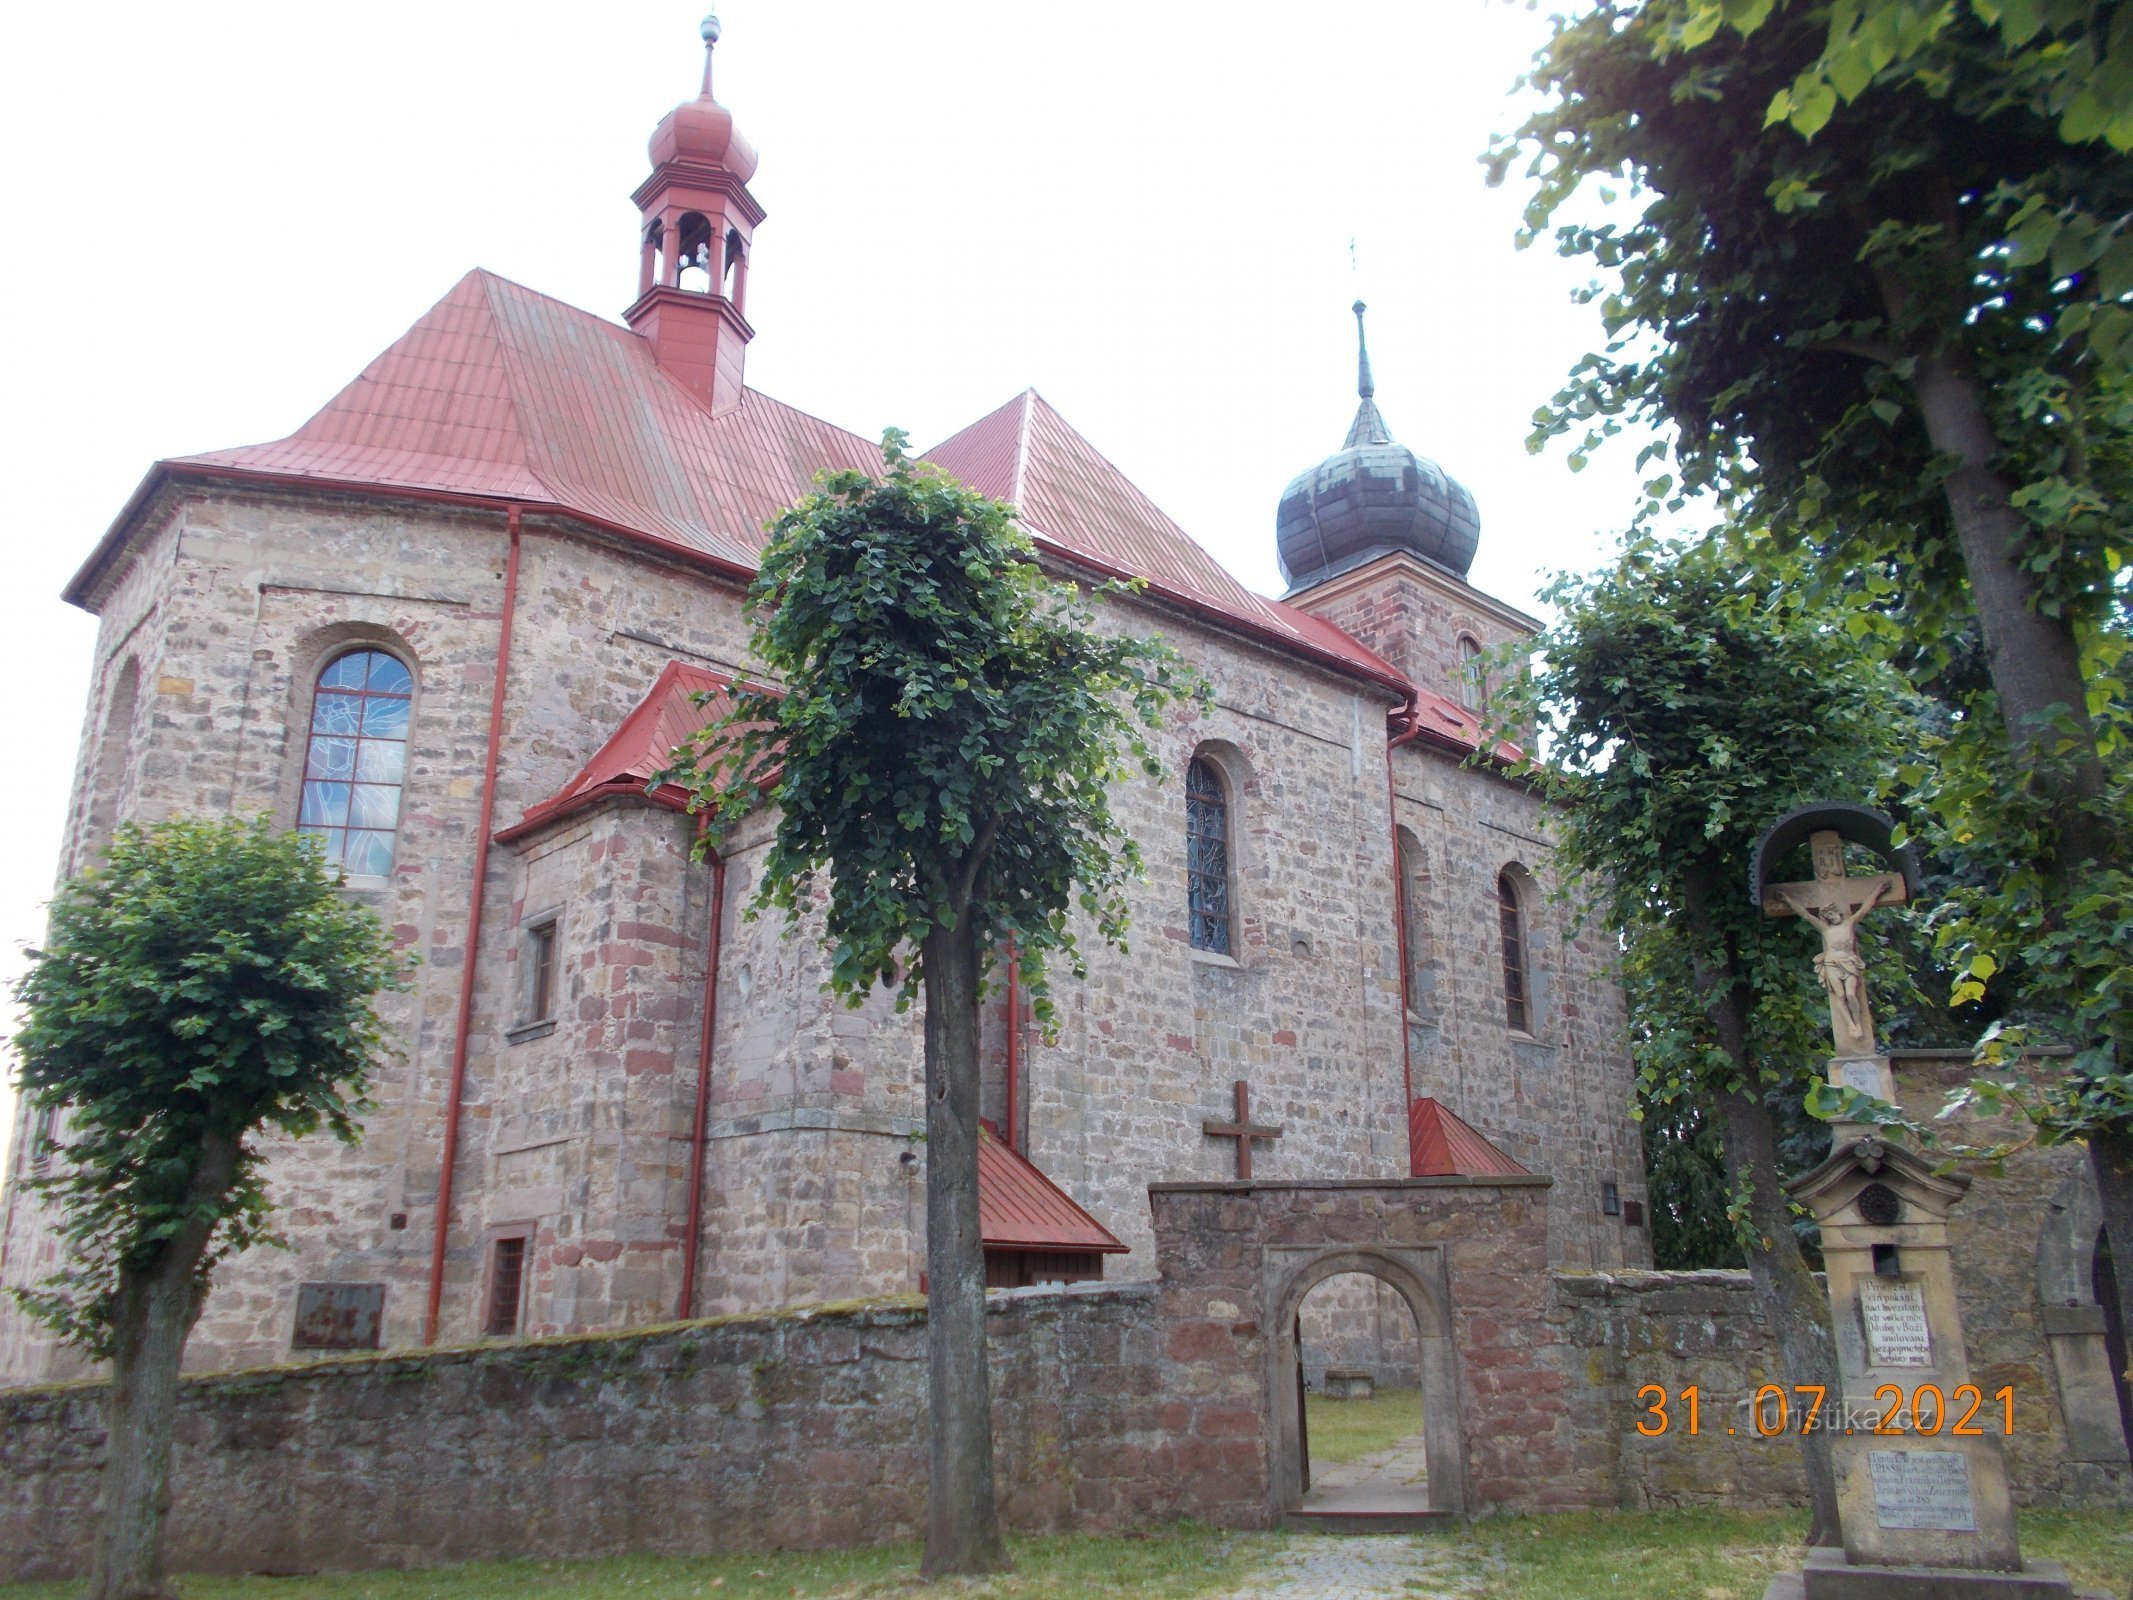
(0, 0, 1653, 1169)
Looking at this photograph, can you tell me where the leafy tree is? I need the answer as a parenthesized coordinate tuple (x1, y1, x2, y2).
(671, 431, 1197, 1579)
(1496, 535, 1911, 1544)
(1491, 0, 2133, 1402)
(11, 816, 404, 1600)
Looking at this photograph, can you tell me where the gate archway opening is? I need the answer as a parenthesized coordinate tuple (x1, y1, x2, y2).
(1266, 1245, 1466, 1523)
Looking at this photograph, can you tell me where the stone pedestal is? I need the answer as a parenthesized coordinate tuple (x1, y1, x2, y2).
(1767, 1548, 2096, 1600)
(1761, 1136, 2081, 1599)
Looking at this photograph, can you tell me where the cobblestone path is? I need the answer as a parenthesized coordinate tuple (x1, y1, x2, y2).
(1216, 1532, 1484, 1599)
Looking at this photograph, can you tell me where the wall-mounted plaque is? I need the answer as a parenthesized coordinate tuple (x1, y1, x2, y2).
(1868, 1449, 1976, 1531)
(1858, 1278, 1931, 1367)
(292, 1281, 386, 1350)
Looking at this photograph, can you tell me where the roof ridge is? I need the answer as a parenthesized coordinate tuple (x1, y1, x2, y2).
(1010, 388, 1035, 508)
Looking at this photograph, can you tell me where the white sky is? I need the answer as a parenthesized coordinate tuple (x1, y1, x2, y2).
(0, 0, 1653, 1169)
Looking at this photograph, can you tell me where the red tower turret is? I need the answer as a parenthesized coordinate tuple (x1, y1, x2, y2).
(624, 13, 762, 415)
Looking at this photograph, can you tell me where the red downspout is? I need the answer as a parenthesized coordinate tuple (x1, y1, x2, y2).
(676, 834, 727, 1321)
(1004, 939, 1021, 1153)
(1386, 696, 1424, 1175)
(423, 505, 523, 1345)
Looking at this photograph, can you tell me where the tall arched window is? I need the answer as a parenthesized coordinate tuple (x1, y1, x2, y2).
(1458, 636, 1486, 711)
(1497, 870, 1531, 1033)
(300, 649, 413, 879)
(1397, 826, 1433, 1013)
(1186, 757, 1232, 956)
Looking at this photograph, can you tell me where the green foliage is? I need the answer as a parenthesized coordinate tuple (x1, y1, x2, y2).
(668, 430, 1202, 1021)
(1494, 535, 1912, 1240)
(1906, 621, 2133, 1140)
(1489, 0, 2133, 646)
(11, 816, 406, 1357)
(1492, 0, 2133, 1149)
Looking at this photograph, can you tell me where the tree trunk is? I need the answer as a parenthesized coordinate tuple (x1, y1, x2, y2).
(1905, 349, 2109, 857)
(1899, 347, 2133, 1398)
(90, 1130, 239, 1600)
(1712, 1084, 1845, 1547)
(1682, 878, 1844, 1546)
(918, 916, 1008, 1580)
(2088, 1123, 2133, 1428)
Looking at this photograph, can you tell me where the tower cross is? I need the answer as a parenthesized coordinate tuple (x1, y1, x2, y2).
(1761, 829, 1907, 1059)
(1203, 1079, 1283, 1180)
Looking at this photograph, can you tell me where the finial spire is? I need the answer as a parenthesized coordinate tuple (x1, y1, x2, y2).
(700, 13, 721, 98)
(1353, 299, 1375, 401)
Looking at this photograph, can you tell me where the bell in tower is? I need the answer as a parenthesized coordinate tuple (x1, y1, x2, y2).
(624, 13, 763, 415)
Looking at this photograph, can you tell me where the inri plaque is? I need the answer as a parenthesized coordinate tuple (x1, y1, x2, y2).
(1858, 1278, 1931, 1367)
(1868, 1449, 1976, 1532)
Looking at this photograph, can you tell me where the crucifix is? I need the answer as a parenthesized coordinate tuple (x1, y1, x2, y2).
(1203, 1079, 1283, 1180)
(1761, 826, 1907, 1064)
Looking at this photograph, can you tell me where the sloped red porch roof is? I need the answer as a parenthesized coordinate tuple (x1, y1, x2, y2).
(495, 660, 757, 843)
(1408, 1097, 1533, 1179)
(979, 1123, 1128, 1255)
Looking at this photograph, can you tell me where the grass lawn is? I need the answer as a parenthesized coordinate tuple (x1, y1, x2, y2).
(0, 1528, 1272, 1600)
(1302, 1384, 1425, 1466)
(4, 1508, 2123, 1599)
(1459, 1507, 2133, 1600)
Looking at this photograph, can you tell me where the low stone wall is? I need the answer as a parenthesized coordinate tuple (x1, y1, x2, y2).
(0, 1282, 1258, 1584)
(1549, 1269, 1809, 1512)
(1546, 1267, 2129, 1514)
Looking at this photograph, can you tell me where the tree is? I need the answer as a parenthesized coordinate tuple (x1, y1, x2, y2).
(11, 815, 404, 1600)
(1496, 534, 1911, 1544)
(671, 431, 1197, 1579)
(1491, 0, 2133, 1409)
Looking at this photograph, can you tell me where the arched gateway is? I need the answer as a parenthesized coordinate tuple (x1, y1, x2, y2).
(1267, 1245, 1466, 1521)
(1145, 1171, 1552, 1531)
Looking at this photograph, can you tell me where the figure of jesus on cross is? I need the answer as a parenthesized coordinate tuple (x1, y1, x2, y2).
(1761, 828, 1906, 1061)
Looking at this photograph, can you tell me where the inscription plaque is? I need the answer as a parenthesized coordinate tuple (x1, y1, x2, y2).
(1868, 1449, 1976, 1532)
(1859, 1278, 1931, 1367)
(1837, 1059, 1886, 1095)
(292, 1281, 385, 1350)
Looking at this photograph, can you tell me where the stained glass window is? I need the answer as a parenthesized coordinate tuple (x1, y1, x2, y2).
(1498, 871, 1530, 1033)
(300, 649, 412, 879)
(1186, 757, 1231, 956)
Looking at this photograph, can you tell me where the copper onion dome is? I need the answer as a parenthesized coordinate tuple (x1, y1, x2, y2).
(1276, 302, 1480, 590)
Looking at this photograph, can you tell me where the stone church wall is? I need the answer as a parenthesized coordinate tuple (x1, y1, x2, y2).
(1, 475, 1652, 1383)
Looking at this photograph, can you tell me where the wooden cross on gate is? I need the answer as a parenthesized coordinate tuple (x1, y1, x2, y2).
(1760, 827, 1908, 1061)
(1203, 1079, 1283, 1180)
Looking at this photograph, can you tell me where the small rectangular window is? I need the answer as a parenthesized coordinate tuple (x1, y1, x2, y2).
(1601, 1181, 1621, 1217)
(485, 1236, 528, 1337)
(528, 921, 559, 1023)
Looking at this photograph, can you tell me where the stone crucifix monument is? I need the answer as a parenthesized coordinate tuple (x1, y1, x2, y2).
(1754, 805, 2096, 1600)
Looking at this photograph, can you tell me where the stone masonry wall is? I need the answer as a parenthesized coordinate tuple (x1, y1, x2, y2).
(0, 1284, 1256, 1584)
(2, 472, 1650, 1382)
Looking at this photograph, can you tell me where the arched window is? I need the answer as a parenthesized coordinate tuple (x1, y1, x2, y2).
(1458, 636, 1486, 711)
(1497, 870, 1530, 1033)
(1186, 757, 1232, 956)
(300, 649, 413, 879)
(1396, 826, 1432, 1014)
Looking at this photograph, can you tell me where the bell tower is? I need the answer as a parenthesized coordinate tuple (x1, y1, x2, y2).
(624, 13, 763, 415)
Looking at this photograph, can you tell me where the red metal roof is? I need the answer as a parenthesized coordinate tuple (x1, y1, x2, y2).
(496, 660, 746, 842)
(925, 391, 1413, 700)
(66, 271, 1416, 709)
(1408, 1097, 1533, 1179)
(978, 1124, 1128, 1255)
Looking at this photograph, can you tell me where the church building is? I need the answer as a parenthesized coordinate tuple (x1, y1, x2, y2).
(0, 19, 1650, 1381)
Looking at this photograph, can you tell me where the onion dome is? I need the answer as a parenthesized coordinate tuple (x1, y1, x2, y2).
(648, 14, 759, 183)
(1276, 302, 1481, 590)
